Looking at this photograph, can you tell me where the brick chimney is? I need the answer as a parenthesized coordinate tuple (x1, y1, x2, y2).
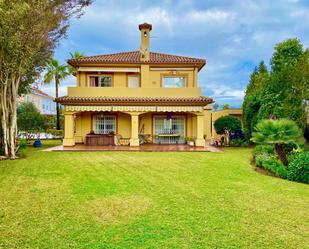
(139, 23, 152, 61)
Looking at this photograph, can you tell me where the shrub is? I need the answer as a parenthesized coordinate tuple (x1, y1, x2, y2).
(284, 142, 299, 155)
(19, 139, 27, 150)
(214, 116, 242, 135)
(230, 138, 242, 147)
(251, 119, 302, 166)
(287, 152, 309, 183)
(16, 139, 27, 158)
(47, 129, 64, 138)
(254, 145, 274, 156)
(240, 141, 249, 147)
(230, 130, 245, 140)
(255, 154, 288, 178)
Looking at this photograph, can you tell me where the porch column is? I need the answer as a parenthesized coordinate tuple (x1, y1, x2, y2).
(63, 111, 75, 146)
(195, 113, 205, 147)
(130, 113, 140, 146)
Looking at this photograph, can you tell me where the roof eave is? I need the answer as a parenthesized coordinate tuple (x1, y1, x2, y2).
(55, 97, 214, 106)
(66, 60, 206, 68)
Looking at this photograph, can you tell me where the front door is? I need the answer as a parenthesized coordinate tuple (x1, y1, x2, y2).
(153, 115, 185, 144)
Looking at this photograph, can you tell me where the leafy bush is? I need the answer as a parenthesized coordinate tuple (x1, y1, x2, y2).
(287, 152, 309, 183)
(17, 103, 46, 138)
(47, 129, 64, 138)
(214, 116, 242, 135)
(230, 138, 242, 147)
(256, 154, 288, 178)
(19, 139, 27, 150)
(284, 142, 299, 155)
(240, 141, 249, 147)
(254, 145, 274, 156)
(15, 139, 27, 158)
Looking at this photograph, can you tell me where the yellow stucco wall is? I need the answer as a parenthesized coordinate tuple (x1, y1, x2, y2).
(72, 65, 198, 97)
(203, 107, 212, 140)
(68, 86, 201, 97)
(117, 113, 131, 138)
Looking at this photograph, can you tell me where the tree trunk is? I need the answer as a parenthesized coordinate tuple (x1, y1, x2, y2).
(1, 78, 9, 157)
(0, 74, 19, 159)
(55, 77, 60, 130)
(275, 144, 288, 167)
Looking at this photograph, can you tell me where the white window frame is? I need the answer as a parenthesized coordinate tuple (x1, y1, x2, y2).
(153, 115, 186, 144)
(93, 114, 116, 134)
(88, 75, 113, 87)
(162, 76, 186, 88)
(153, 115, 186, 135)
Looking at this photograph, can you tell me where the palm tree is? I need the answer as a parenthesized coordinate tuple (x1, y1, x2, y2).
(251, 119, 301, 166)
(44, 59, 70, 130)
(68, 51, 84, 74)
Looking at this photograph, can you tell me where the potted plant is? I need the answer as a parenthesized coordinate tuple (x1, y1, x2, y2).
(185, 137, 195, 146)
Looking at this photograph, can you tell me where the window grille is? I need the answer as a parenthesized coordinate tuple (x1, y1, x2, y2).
(93, 115, 116, 134)
(154, 116, 185, 144)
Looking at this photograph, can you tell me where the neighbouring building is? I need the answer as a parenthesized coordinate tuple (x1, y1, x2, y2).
(19, 86, 56, 115)
(57, 23, 214, 147)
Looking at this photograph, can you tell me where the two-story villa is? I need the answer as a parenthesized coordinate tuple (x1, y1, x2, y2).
(56, 23, 213, 147)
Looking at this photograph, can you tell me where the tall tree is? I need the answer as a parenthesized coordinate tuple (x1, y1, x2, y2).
(44, 59, 70, 130)
(17, 102, 46, 141)
(0, 0, 91, 158)
(258, 38, 307, 130)
(242, 62, 268, 139)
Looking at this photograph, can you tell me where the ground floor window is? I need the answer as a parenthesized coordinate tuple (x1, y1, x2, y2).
(93, 114, 116, 134)
(153, 115, 185, 144)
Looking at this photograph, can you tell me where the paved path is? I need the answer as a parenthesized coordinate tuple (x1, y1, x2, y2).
(43, 143, 224, 152)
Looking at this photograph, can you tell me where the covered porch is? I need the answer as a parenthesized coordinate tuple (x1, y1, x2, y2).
(58, 96, 213, 148)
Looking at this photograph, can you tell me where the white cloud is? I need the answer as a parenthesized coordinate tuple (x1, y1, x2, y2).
(203, 82, 245, 101)
(46, 0, 309, 108)
(188, 9, 236, 23)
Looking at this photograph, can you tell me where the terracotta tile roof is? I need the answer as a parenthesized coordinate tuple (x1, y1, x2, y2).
(55, 96, 213, 106)
(30, 86, 54, 100)
(68, 51, 206, 69)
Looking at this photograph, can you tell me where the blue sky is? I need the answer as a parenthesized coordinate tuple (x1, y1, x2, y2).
(40, 0, 309, 107)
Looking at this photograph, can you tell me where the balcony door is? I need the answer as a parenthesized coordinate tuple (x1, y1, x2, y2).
(128, 75, 140, 88)
(153, 115, 185, 144)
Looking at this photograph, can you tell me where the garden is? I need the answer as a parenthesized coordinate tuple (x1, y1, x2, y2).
(211, 38, 309, 184)
(1, 141, 309, 248)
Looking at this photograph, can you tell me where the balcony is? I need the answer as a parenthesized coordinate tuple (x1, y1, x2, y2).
(67, 87, 202, 97)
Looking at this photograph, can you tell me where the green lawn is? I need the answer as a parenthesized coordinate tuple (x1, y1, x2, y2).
(0, 141, 308, 249)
